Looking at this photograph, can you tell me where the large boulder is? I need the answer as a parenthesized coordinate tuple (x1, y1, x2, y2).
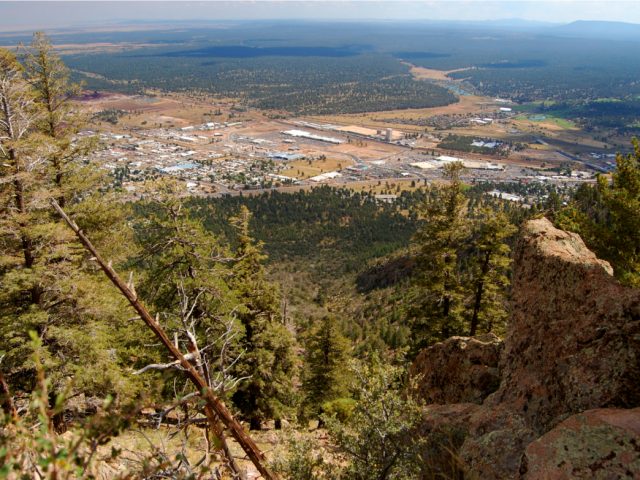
(413, 218, 640, 479)
(489, 218, 640, 433)
(520, 407, 640, 479)
(459, 404, 536, 480)
(410, 333, 503, 405)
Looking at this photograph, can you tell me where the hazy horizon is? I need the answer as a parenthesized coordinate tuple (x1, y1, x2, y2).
(1, 1, 640, 32)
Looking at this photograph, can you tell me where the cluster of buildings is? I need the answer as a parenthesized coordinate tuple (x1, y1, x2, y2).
(93, 124, 310, 194)
(87, 101, 603, 198)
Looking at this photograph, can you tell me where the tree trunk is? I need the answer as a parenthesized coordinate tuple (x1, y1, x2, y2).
(49, 390, 67, 433)
(9, 150, 35, 269)
(443, 295, 451, 319)
(470, 251, 492, 337)
(250, 417, 261, 431)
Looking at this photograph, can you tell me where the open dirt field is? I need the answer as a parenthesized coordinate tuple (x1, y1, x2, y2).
(306, 94, 496, 133)
(82, 92, 255, 129)
(404, 62, 474, 81)
(281, 157, 355, 179)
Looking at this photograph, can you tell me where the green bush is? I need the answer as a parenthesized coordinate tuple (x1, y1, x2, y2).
(321, 398, 356, 422)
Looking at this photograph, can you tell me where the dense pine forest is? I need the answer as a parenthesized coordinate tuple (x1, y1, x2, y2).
(66, 52, 458, 114)
(1, 31, 639, 479)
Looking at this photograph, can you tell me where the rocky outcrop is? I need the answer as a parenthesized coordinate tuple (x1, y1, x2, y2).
(520, 408, 640, 479)
(491, 218, 640, 433)
(413, 218, 640, 479)
(410, 333, 502, 404)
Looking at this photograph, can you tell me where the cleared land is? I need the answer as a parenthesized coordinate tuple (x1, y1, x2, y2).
(281, 157, 355, 180)
(404, 62, 474, 81)
(307, 95, 493, 132)
(82, 92, 255, 129)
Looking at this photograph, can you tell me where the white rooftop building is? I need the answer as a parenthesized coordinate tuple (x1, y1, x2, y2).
(309, 171, 342, 182)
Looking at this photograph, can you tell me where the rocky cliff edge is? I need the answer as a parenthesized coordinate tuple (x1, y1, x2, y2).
(412, 217, 640, 479)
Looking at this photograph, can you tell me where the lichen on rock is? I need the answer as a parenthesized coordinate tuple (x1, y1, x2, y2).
(520, 408, 640, 479)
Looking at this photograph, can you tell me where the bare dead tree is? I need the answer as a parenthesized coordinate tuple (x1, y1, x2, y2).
(173, 282, 247, 480)
(51, 200, 278, 480)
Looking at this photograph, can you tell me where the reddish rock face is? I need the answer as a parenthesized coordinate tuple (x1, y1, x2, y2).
(520, 408, 640, 479)
(410, 333, 503, 405)
(492, 218, 640, 433)
(459, 404, 536, 480)
(413, 218, 640, 479)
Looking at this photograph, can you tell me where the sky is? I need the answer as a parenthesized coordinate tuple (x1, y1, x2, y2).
(1, 1, 640, 31)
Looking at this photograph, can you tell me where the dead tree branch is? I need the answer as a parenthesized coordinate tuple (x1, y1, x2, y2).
(51, 200, 277, 480)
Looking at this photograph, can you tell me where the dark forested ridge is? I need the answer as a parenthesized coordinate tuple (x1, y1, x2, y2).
(186, 187, 421, 269)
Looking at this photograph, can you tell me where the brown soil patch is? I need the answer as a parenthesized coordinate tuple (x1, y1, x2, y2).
(404, 62, 474, 81)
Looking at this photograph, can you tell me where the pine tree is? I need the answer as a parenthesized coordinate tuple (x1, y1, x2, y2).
(466, 206, 516, 336)
(0, 48, 41, 274)
(229, 206, 297, 430)
(594, 139, 640, 286)
(23, 32, 95, 208)
(301, 315, 351, 420)
(557, 139, 640, 286)
(406, 162, 469, 350)
(1, 46, 136, 427)
(133, 181, 234, 318)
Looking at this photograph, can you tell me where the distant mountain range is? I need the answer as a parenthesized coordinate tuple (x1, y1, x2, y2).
(551, 20, 640, 41)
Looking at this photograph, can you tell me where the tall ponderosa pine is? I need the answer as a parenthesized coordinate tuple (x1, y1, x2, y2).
(407, 162, 469, 350)
(466, 206, 516, 336)
(0, 48, 40, 273)
(301, 315, 351, 420)
(23, 33, 95, 208)
(406, 164, 517, 351)
(230, 206, 297, 430)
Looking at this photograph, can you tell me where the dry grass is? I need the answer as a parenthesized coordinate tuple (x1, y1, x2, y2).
(94, 424, 283, 479)
(306, 95, 495, 133)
